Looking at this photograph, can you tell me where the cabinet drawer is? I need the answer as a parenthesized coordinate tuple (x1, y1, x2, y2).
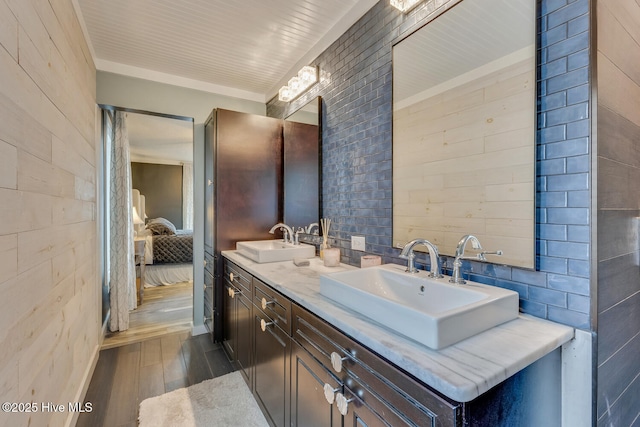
(253, 278, 291, 335)
(292, 304, 461, 427)
(204, 250, 214, 275)
(224, 260, 252, 295)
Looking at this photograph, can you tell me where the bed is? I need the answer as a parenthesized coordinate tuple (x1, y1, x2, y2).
(143, 228, 193, 287)
(132, 189, 193, 287)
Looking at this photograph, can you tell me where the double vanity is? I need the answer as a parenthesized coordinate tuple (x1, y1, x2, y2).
(220, 244, 574, 427)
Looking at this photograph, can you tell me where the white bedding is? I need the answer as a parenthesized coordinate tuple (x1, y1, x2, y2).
(144, 263, 193, 287)
(144, 233, 154, 264)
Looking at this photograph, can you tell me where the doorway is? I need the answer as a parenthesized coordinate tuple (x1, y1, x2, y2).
(100, 106, 195, 346)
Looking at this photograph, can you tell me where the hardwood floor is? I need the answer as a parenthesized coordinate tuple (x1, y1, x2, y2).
(77, 282, 234, 426)
(76, 332, 234, 427)
(103, 281, 194, 349)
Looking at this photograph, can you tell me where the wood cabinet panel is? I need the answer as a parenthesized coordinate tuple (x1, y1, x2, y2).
(291, 340, 342, 427)
(253, 307, 290, 427)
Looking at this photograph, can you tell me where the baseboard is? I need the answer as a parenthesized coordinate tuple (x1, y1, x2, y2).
(192, 323, 208, 336)
(64, 342, 100, 427)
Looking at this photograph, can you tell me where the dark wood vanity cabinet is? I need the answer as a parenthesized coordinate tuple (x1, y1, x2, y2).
(220, 256, 564, 427)
(221, 256, 463, 427)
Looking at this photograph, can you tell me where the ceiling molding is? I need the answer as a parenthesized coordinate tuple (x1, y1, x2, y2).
(71, 0, 97, 66)
(96, 59, 266, 103)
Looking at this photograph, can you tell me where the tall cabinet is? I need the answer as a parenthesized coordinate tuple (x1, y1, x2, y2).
(203, 109, 283, 340)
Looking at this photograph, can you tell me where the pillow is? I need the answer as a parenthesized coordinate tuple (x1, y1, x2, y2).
(146, 217, 176, 235)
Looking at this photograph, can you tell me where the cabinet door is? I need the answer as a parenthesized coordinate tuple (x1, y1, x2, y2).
(222, 278, 236, 361)
(204, 268, 214, 334)
(253, 310, 290, 427)
(291, 341, 342, 427)
(236, 293, 253, 384)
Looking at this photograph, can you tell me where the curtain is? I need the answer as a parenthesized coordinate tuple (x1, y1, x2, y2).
(182, 162, 194, 230)
(109, 111, 136, 332)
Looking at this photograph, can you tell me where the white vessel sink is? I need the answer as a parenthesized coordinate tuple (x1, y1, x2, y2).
(319, 264, 519, 349)
(236, 240, 315, 263)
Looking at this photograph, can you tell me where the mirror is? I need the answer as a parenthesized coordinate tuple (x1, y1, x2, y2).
(283, 96, 322, 228)
(392, 0, 536, 268)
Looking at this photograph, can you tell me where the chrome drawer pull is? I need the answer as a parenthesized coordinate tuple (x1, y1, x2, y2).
(260, 318, 274, 332)
(323, 383, 339, 404)
(261, 297, 274, 310)
(229, 272, 234, 281)
(228, 287, 242, 298)
(335, 393, 354, 416)
(330, 351, 348, 373)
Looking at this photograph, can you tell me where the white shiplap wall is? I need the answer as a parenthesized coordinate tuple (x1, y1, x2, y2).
(0, 0, 99, 425)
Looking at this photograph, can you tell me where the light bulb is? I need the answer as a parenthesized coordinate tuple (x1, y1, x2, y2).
(298, 66, 317, 84)
(278, 86, 292, 102)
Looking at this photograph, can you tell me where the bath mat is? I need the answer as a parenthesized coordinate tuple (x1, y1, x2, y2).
(139, 371, 269, 427)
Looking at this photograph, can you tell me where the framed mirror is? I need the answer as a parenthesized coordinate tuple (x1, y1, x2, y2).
(392, 0, 536, 268)
(283, 96, 322, 228)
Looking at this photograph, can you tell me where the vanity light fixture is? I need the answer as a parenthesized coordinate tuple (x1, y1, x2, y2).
(278, 65, 318, 102)
(390, 0, 423, 12)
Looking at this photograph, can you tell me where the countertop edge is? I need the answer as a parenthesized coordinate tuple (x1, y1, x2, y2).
(221, 250, 575, 402)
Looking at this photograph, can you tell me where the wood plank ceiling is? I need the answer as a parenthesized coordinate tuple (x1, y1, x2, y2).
(76, 0, 378, 102)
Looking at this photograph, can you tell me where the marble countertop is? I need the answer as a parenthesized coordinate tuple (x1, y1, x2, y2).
(222, 251, 575, 402)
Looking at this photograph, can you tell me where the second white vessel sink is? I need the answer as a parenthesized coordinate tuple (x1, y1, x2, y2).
(319, 263, 519, 349)
(236, 240, 315, 263)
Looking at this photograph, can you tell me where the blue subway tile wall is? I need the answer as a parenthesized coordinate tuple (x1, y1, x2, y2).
(267, 0, 591, 329)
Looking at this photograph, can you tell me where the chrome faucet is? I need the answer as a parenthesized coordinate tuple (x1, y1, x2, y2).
(450, 235, 502, 284)
(399, 239, 443, 278)
(269, 223, 295, 244)
(305, 222, 319, 235)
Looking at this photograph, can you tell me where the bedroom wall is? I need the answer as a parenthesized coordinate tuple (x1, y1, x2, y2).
(0, 0, 99, 426)
(96, 72, 266, 334)
(131, 162, 184, 229)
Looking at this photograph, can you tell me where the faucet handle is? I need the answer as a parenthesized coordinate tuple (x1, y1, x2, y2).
(477, 250, 503, 261)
